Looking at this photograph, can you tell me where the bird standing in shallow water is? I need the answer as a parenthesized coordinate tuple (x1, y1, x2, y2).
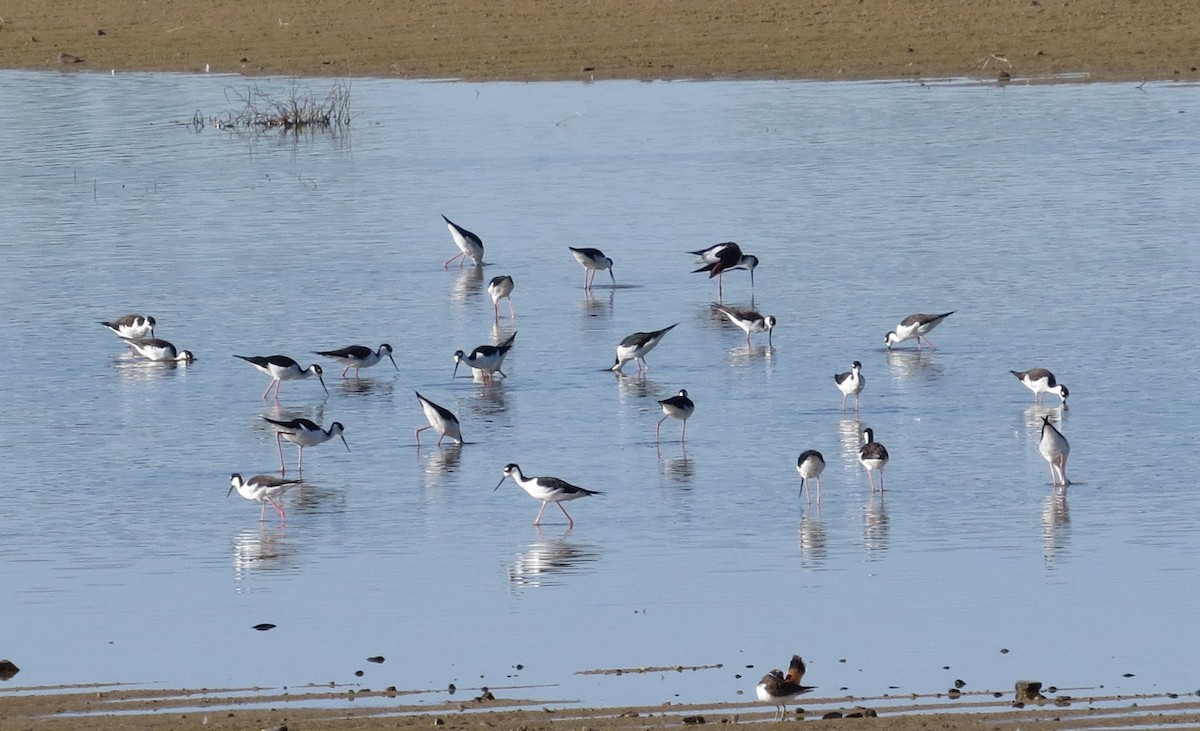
(569, 246, 615, 289)
(228, 473, 301, 523)
(656, 389, 694, 444)
(796, 450, 826, 502)
(713, 305, 776, 347)
(122, 337, 195, 363)
(756, 655, 810, 721)
(611, 323, 677, 373)
(453, 332, 516, 385)
(100, 314, 155, 339)
(415, 391, 463, 446)
(261, 417, 349, 473)
(884, 311, 955, 350)
(859, 427, 889, 492)
(234, 354, 328, 400)
(1039, 415, 1071, 487)
(690, 242, 758, 299)
(442, 215, 484, 269)
(487, 275, 516, 321)
(834, 361, 865, 413)
(315, 344, 398, 379)
(1011, 368, 1069, 406)
(494, 463, 603, 528)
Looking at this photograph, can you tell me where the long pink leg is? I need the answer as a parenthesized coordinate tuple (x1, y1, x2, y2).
(867, 470, 877, 492)
(801, 479, 810, 501)
(415, 425, 431, 446)
(816, 477, 823, 503)
(534, 501, 549, 525)
(262, 379, 279, 401)
(656, 416, 667, 442)
(557, 502, 575, 528)
(680, 420, 687, 443)
(437, 432, 446, 446)
(494, 301, 501, 321)
(341, 365, 352, 378)
(508, 300, 516, 319)
(269, 498, 286, 522)
(443, 252, 464, 269)
(922, 336, 938, 351)
(259, 501, 267, 521)
(276, 433, 286, 472)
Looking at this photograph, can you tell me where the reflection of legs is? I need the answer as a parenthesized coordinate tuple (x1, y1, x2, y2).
(297, 445, 304, 474)
(275, 433, 286, 472)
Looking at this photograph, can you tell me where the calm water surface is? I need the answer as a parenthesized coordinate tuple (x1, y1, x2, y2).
(1, 71, 1198, 708)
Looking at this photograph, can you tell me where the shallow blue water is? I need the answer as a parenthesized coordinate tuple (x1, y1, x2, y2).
(1, 71, 1198, 707)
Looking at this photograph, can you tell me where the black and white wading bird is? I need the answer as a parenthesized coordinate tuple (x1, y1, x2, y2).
(796, 450, 826, 502)
(442, 215, 484, 269)
(414, 391, 462, 446)
(689, 241, 758, 299)
(655, 389, 695, 444)
(755, 655, 811, 722)
(315, 344, 398, 379)
(100, 313, 156, 339)
(884, 311, 955, 350)
(487, 275, 516, 321)
(453, 332, 516, 385)
(858, 427, 889, 492)
(261, 417, 349, 474)
(494, 463, 603, 528)
(228, 473, 302, 523)
(1039, 415, 1071, 487)
(122, 337, 195, 363)
(611, 323, 678, 374)
(834, 361, 865, 413)
(713, 304, 776, 347)
(234, 354, 328, 400)
(569, 246, 615, 289)
(1011, 368, 1069, 406)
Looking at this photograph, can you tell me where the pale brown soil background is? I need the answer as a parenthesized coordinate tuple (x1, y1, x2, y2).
(0, 0, 1198, 81)
(2, 1, 1198, 728)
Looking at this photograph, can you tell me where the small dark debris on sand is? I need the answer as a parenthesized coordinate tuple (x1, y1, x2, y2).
(0, 660, 19, 681)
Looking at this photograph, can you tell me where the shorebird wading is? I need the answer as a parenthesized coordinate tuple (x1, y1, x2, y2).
(713, 304, 775, 347)
(261, 417, 349, 473)
(487, 275, 516, 320)
(796, 450, 826, 502)
(569, 247, 615, 289)
(834, 361, 865, 413)
(315, 344, 398, 379)
(235, 354, 328, 400)
(228, 473, 302, 523)
(122, 337, 195, 363)
(690, 242, 758, 298)
(494, 463, 603, 528)
(415, 391, 463, 446)
(611, 323, 677, 373)
(442, 215, 484, 269)
(656, 389, 695, 443)
(1012, 368, 1069, 406)
(859, 427, 889, 492)
(454, 332, 516, 385)
(100, 313, 155, 339)
(756, 655, 810, 721)
(884, 311, 955, 351)
(1039, 415, 1071, 487)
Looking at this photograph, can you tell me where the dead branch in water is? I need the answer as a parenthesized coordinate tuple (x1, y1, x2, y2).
(192, 79, 352, 133)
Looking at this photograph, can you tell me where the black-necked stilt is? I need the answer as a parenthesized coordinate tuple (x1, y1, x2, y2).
(656, 389, 694, 443)
(1012, 368, 1069, 406)
(261, 417, 349, 473)
(569, 246, 615, 289)
(315, 344, 398, 379)
(494, 463, 603, 528)
(713, 304, 776, 347)
(122, 337, 195, 363)
(796, 450, 826, 502)
(234, 354, 328, 400)
(1039, 415, 1071, 487)
(228, 473, 301, 523)
(442, 215, 484, 269)
(453, 332, 516, 385)
(755, 655, 810, 722)
(690, 242, 758, 298)
(487, 275, 516, 321)
(611, 323, 678, 373)
(415, 391, 462, 446)
(884, 311, 955, 350)
(834, 361, 865, 413)
(859, 427, 889, 492)
(100, 313, 155, 339)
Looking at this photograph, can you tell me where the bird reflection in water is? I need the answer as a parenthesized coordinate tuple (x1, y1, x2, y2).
(260, 402, 325, 431)
(658, 446, 694, 484)
(580, 287, 614, 322)
(614, 372, 659, 401)
(469, 382, 508, 418)
(884, 349, 941, 383)
(798, 508, 827, 569)
(1025, 404, 1066, 431)
(338, 377, 394, 397)
(727, 342, 775, 367)
(837, 419, 864, 464)
(421, 441, 463, 480)
(113, 356, 190, 383)
(232, 526, 296, 588)
(1041, 491, 1071, 567)
(451, 265, 485, 305)
(862, 495, 890, 557)
(506, 528, 600, 589)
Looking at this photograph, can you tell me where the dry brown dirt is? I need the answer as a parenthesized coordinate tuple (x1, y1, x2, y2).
(0, 0, 1197, 82)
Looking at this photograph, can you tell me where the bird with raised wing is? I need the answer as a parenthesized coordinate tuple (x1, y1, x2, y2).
(756, 655, 811, 722)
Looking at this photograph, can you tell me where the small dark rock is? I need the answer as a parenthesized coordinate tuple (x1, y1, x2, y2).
(58, 53, 84, 64)
(515, 664, 524, 670)
(821, 711, 843, 720)
(954, 679, 966, 689)
(97, 29, 106, 35)
(682, 716, 706, 724)
(241, 57, 249, 63)
(1000, 648, 1010, 654)
(448, 683, 456, 694)
(845, 712, 863, 718)
(434, 718, 446, 726)
(948, 688, 961, 699)
(474, 689, 495, 702)
(1015, 680, 1045, 704)
(367, 656, 385, 664)
(582, 66, 595, 72)
(355, 670, 364, 677)
(1123, 673, 1135, 678)
(252, 623, 276, 631)
(0, 660, 20, 681)
(1054, 696, 1072, 707)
